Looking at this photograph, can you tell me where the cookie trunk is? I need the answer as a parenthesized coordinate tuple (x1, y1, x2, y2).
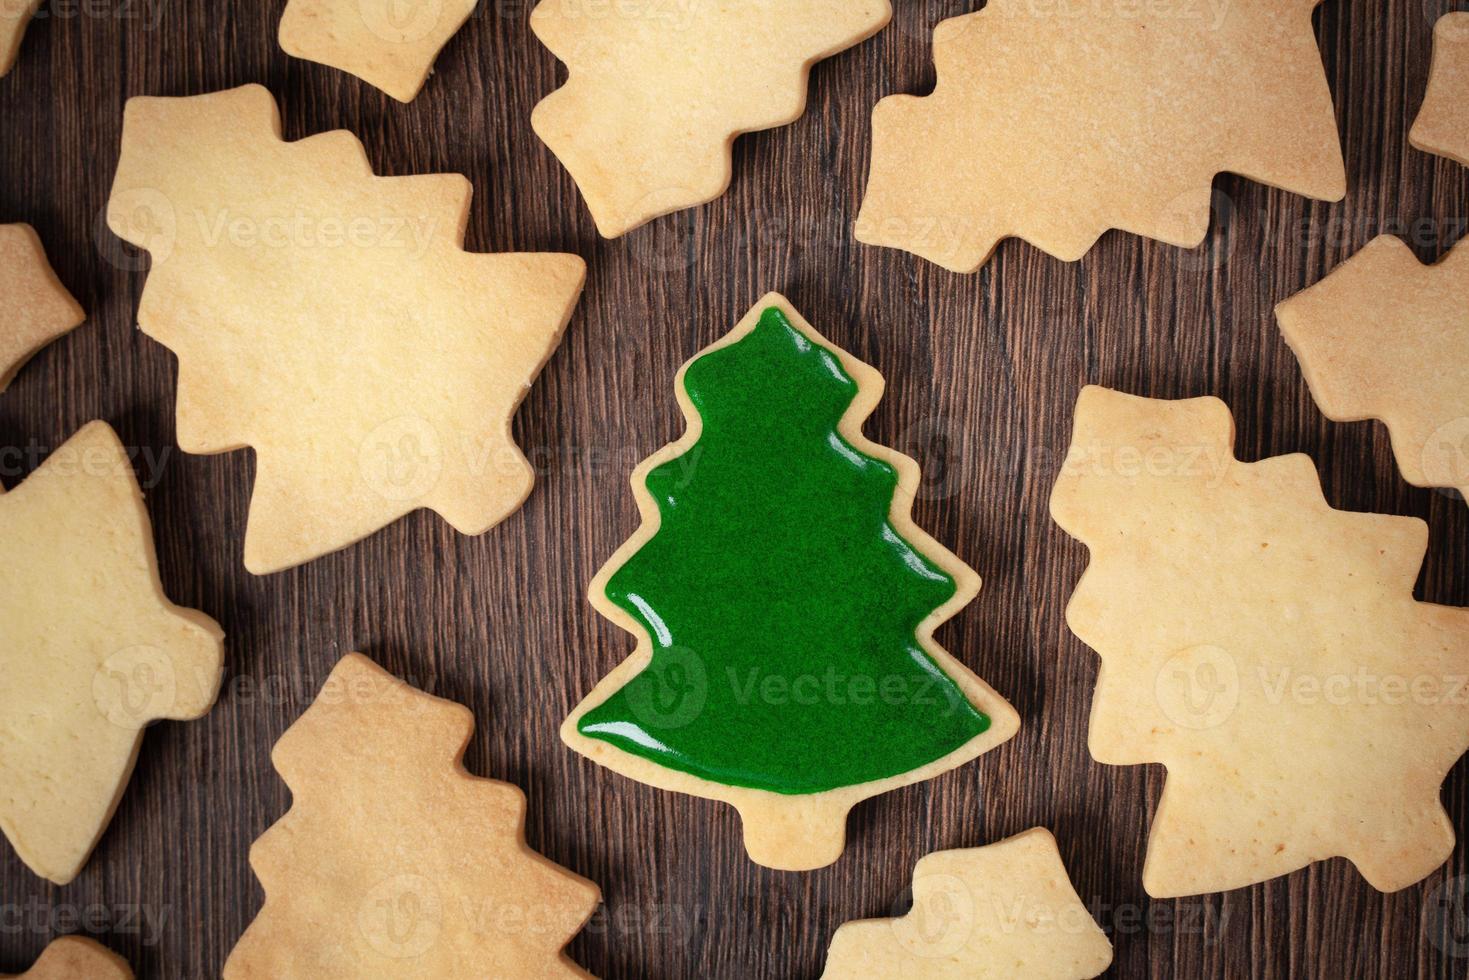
(737, 797, 850, 871)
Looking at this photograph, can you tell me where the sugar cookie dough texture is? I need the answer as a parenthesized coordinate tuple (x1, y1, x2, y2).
(821, 829, 1113, 980)
(3, 936, 134, 980)
(858, 0, 1345, 271)
(0, 223, 84, 391)
(1050, 386, 1469, 897)
(1277, 235, 1469, 503)
(0, 422, 225, 885)
(530, 0, 892, 237)
(1411, 13, 1469, 166)
(279, 0, 478, 102)
(107, 85, 586, 574)
(225, 653, 600, 979)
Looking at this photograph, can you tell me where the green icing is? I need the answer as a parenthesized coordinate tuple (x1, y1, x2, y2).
(578, 307, 990, 795)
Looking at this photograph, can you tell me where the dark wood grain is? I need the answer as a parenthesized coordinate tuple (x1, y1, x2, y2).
(2, 1, 1467, 977)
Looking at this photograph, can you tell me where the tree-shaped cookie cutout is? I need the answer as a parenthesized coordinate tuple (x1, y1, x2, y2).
(225, 653, 600, 979)
(821, 829, 1113, 979)
(1, 224, 84, 392)
(106, 85, 586, 574)
(3, 937, 134, 980)
(0, 421, 224, 885)
(563, 294, 1018, 871)
(1277, 235, 1469, 503)
(1411, 14, 1469, 166)
(858, 0, 1346, 272)
(1050, 386, 1469, 897)
(1, 0, 42, 76)
(529, 1, 891, 237)
(279, 0, 478, 102)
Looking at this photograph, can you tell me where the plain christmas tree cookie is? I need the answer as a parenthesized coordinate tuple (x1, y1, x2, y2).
(0, 223, 84, 392)
(857, 0, 1345, 272)
(225, 653, 601, 979)
(1277, 235, 1469, 503)
(530, 1, 891, 237)
(0, 421, 224, 885)
(279, 0, 478, 102)
(1050, 386, 1469, 897)
(106, 85, 586, 574)
(1411, 14, 1469, 166)
(3, 937, 133, 979)
(563, 293, 1019, 871)
(821, 829, 1112, 979)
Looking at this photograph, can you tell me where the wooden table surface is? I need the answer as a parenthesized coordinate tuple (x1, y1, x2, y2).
(2, 1, 1467, 977)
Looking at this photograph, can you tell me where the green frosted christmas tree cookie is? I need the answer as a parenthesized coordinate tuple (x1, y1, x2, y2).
(563, 294, 1019, 870)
